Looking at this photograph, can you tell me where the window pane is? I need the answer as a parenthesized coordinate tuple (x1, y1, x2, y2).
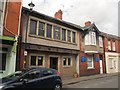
(87, 55, 93, 68)
(54, 26, 60, 40)
(63, 58, 67, 66)
(67, 30, 71, 42)
(0, 2, 4, 11)
(68, 58, 71, 66)
(0, 53, 6, 70)
(29, 19, 37, 35)
(72, 32, 75, 43)
(108, 41, 111, 50)
(31, 56, 36, 66)
(38, 56, 43, 66)
(38, 22, 45, 36)
(46, 24, 52, 38)
(62, 28, 66, 41)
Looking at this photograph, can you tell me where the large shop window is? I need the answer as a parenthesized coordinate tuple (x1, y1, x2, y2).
(46, 24, 52, 38)
(0, 53, 6, 70)
(87, 55, 94, 69)
(29, 19, 37, 35)
(67, 30, 71, 42)
(85, 31, 96, 45)
(38, 21, 45, 36)
(63, 57, 72, 67)
(30, 56, 44, 66)
(54, 26, 60, 40)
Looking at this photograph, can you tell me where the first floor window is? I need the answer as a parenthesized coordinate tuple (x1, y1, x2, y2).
(87, 55, 94, 68)
(72, 32, 76, 43)
(108, 40, 111, 50)
(62, 28, 66, 41)
(29, 19, 37, 35)
(46, 24, 52, 38)
(67, 30, 71, 42)
(38, 22, 45, 36)
(63, 57, 72, 66)
(0, 53, 6, 70)
(112, 41, 116, 51)
(54, 26, 60, 40)
(30, 55, 44, 66)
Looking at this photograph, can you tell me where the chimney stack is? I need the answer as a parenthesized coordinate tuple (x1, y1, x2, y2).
(54, 9, 63, 20)
(85, 21, 91, 27)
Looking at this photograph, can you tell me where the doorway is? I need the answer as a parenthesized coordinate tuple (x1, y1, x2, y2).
(99, 55, 103, 74)
(50, 57, 58, 70)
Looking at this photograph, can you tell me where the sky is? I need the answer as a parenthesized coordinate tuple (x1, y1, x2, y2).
(22, 0, 119, 36)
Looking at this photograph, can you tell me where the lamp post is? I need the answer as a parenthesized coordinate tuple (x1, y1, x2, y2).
(28, 1, 35, 10)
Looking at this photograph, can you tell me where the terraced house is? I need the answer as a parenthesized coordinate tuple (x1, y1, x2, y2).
(0, 1, 21, 78)
(79, 21, 106, 76)
(18, 7, 83, 77)
(102, 33, 120, 73)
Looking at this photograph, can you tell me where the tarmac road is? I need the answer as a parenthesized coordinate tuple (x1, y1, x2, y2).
(63, 75, 118, 88)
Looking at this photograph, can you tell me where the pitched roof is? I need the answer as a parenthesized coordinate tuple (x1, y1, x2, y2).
(22, 7, 83, 32)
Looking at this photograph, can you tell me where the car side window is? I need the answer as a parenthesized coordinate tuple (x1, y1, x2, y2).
(23, 70, 41, 80)
(42, 70, 54, 76)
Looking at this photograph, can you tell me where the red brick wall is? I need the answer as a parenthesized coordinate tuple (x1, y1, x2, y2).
(3, 2, 21, 36)
(79, 52, 101, 76)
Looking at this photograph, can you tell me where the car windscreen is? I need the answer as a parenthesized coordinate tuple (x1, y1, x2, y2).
(1, 72, 22, 83)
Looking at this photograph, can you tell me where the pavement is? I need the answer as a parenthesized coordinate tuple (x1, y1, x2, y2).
(62, 73, 118, 85)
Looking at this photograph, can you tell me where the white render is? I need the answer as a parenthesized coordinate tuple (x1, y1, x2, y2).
(105, 52, 120, 73)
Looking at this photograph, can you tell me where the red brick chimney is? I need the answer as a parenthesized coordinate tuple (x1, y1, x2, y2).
(54, 9, 63, 20)
(85, 21, 91, 27)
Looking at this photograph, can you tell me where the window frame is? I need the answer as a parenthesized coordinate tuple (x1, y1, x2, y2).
(29, 19, 37, 35)
(85, 31, 96, 46)
(99, 36, 103, 47)
(67, 30, 71, 42)
(87, 55, 94, 69)
(62, 57, 72, 67)
(38, 21, 45, 37)
(46, 23, 52, 38)
(112, 41, 116, 51)
(108, 40, 111, 50)
(30, 54, 45, 67)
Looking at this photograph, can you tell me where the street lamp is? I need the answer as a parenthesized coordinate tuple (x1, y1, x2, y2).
(28, 1, 35, 10)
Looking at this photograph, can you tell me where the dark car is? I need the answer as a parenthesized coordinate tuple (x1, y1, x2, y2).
(0, 67, 62, 90)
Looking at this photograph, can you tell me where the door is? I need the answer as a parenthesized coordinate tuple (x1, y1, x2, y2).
(99, 60, 103, 74)
(50, 57, 58, 70)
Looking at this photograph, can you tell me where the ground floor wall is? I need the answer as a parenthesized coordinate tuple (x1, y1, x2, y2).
(19, 49, 78, 77)
(79, 52, 105, 76)
(105, 52, 120, 73)
(0, 39, 17, 78)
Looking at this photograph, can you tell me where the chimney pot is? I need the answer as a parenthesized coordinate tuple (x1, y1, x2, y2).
(85, 21, 91, 27)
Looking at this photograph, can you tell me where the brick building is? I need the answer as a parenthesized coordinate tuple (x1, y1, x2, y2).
(0, 1, 22, 77)
(79, 21, 106, 76)
(18, 7, 83, 77)
(102, 32, 120, 73)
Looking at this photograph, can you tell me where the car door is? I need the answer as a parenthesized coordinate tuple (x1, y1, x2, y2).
(17, 69, 42, 88)
(39, 69, 56, 88)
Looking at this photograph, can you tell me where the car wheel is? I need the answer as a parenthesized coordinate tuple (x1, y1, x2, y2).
(54, 84, 61, 90)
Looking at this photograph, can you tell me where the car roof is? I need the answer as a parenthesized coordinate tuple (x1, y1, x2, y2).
(23, 67, 57, 72)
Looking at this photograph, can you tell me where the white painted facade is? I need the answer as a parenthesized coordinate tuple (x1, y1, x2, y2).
(105, 52, 120, 73)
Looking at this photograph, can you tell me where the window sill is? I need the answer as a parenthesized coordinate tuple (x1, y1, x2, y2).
(63, 65, 72, 68)
(29, 34, 77, 45)
(87, 68, 95, 70)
